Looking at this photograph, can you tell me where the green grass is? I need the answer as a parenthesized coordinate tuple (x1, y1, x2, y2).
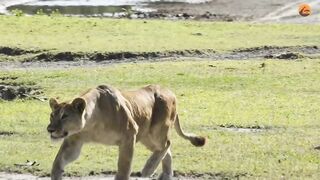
(0, 59, 320, 179)
(0, 16, 319, 53)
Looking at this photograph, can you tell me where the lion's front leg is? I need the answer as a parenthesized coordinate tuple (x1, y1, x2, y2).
(51, 138, 83, 180)
(115, 133, 136, 180)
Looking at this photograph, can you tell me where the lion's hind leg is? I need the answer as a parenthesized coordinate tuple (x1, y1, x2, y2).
(141, 140, 171, 177)
(141, 91, 175, 179)
(158, 147, 173, 180)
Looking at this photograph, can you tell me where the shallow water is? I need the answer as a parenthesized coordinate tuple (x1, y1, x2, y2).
(22, 0, 210, 6)
(5, 0, 211, 16)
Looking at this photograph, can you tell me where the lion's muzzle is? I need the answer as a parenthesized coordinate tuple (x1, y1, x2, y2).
(47, 125, 68, 139)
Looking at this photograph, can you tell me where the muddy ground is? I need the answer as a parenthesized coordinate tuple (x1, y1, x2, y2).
(0, 171, 248, 180)
(148, 0, 320, 23)
(0, 45, 319, 70)
(0, 75, 46, 101)
(148, 0, 290, 21)
(0, 83, 45, 101)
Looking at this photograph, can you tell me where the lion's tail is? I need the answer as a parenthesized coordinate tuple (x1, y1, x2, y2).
(174, 114, 206, 147)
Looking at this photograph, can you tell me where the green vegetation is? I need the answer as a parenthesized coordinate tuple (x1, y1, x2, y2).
(0, 16, 319, 53)
(0, 14, 319, 179)
(1, 59, 320, 179)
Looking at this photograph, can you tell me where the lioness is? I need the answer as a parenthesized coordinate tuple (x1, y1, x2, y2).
(47, 85, 206, 180)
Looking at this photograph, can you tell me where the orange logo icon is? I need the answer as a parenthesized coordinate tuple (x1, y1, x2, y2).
(299, 4, 311, 17)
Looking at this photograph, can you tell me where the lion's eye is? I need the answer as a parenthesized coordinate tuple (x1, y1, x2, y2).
(61, 114, 68, 119)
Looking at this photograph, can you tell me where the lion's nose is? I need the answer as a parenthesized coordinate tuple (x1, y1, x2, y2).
(47, 126, 55, 133)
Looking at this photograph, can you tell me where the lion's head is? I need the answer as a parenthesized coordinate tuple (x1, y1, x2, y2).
(47, 98, 86, 140)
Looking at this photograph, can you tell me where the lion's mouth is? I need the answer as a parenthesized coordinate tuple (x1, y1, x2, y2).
(50, 131, 68, 139)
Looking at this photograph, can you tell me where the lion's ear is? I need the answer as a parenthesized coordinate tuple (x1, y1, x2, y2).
(72, 98, 86, 114)
(49, 98, 59, 111)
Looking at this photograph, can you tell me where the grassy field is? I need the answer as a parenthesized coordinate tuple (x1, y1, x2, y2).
(0, 15, 320, 179)
(0, 16, 320, 54)
(1, 59, 320, 179)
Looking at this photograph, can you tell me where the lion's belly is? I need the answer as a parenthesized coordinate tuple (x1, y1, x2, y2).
(79, 127, 122, 146)
(91, 131, 122, 145)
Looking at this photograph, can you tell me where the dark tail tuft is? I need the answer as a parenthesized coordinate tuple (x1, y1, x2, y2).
(190, 136, 206, 147)
(174, 114, 206, 147)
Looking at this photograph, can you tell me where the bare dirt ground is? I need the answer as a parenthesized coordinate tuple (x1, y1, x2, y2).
(0, 173, 143, 180)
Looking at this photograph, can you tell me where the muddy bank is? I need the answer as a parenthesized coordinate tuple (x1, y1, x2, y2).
(0, 84, 44, 101)
(0, 46, 43, 56)
(1, 45, 320, 62)
(0, 76, 46, 101)
(29, 49, 217, 62)
(0, 0, 247, 22)
(0, 45, 319, 70)
(2, 0, 319, 23)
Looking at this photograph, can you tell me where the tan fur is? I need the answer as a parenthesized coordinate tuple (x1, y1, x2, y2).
(47, 84, 205, 180)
